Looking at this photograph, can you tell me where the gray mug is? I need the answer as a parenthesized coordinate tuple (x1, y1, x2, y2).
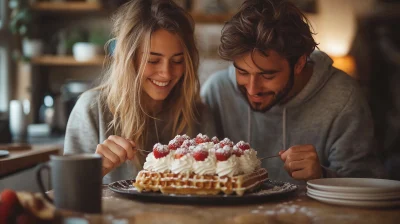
(37, 154, 102, 214)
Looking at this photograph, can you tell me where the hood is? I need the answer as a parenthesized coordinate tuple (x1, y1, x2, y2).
(228, 50, 335, 150)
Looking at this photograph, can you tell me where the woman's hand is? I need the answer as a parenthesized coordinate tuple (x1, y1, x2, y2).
(95, 135, 136, 176)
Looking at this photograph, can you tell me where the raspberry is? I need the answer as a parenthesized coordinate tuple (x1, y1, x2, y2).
(235, 141, 250, 151)
(215, 145, 232, 161)
(153, 143, 170, 159)
(195, 133, 210, 144)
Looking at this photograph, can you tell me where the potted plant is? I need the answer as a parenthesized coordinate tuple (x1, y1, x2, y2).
(72, 29, 108, 61)
(9, 0, 43, 59)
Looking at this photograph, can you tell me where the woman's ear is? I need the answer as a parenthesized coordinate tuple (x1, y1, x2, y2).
(294, 55, 307, 75)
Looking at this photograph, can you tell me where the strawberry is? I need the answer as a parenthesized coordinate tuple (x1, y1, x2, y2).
(195, 133, 210, 144)
(235, 141, 250, 151)
(211, 136, 220, 144)
(0, 189, 21, 224)
(168, 139, 181, 151)
(153, 143, 170, 159)
(181, 134, 191, 141)
(220, 138, 234, 147)
(232, 146, 244, 157)
(192, 145, 209, 161)
(181, 139, 196, 148)
(174, 147, 189, 159)
(215, 145, 232, 161)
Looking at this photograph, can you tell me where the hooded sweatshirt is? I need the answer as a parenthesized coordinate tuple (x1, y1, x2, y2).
(201, 51, 387, 185)
(64, 90, 216, 184)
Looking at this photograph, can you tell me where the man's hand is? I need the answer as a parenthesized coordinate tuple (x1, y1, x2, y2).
(279, 145, 322, 180)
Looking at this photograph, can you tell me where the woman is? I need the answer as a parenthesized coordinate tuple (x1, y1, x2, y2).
(64, 0, 215, 183)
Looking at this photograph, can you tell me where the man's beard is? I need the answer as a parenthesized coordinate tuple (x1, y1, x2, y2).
(238, 70, 295, 112)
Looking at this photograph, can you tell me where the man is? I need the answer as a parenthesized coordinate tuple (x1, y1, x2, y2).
(201, 0, 386, 184)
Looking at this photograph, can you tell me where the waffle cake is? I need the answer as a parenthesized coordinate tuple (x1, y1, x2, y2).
(133, 134, 269, 196)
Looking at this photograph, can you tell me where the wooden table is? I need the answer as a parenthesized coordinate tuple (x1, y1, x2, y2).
(57, 186, 400, 224)
(0, 144, 61, 177)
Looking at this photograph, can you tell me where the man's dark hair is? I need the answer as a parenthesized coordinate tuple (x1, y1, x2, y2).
(219, 0, 318, 67)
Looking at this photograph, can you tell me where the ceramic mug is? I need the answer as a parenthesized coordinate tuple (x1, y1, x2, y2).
(37, 154, 102, 214)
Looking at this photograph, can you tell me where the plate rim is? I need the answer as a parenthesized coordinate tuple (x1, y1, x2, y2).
(307, 178, 400, 193)
(307, 192, 400, 208)
(306, 186, 400, 201)
(108, 179, 298, 204)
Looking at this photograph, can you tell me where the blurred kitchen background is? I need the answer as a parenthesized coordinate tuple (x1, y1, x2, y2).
(0, 0, 399, 171)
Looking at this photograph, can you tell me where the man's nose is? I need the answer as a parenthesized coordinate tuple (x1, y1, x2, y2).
(247, 75, 262, 95)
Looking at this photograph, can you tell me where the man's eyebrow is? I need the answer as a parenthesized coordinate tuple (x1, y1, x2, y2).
(150, 52, 184, 57)
(257, 69, 280, 75)
(233, 62, 247, 72)
(234, 62, 280, 74)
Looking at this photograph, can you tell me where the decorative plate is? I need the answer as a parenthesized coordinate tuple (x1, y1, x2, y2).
(108, 179, 298, 204)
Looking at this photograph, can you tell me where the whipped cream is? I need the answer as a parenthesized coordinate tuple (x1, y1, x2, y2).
(171, 154, 194, 174)
(193, 155, 216, 175)
(216, 155, 240, 177)
(143, 152, 173, 173)
(239, 148, 261, 174)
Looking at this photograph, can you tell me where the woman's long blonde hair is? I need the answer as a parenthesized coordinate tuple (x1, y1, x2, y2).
(99, 0, 200, 150)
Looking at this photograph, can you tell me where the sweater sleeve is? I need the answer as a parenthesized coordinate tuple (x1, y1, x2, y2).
(326, 87, 387, 178)
(64, 91, 101, 155)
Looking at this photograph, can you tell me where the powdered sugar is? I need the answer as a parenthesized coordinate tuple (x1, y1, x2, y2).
(153, 143, 169, 153)
(175, 147, 190, 156)
(235, 141, 250, 150)
(196, 133, 210, 141)
(216, 145, 232, 155)
(220, 138, 234, 147)
(193, 144, 208, 153)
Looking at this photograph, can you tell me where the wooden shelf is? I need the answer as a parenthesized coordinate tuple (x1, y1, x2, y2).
(31, 2, 103, 12)
(190, 12, 234, 24)
(31, 55, 105, 66)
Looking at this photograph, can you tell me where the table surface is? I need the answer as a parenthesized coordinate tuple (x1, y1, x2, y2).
(0, 144, 61, 177)
(57, 185, 400, 224)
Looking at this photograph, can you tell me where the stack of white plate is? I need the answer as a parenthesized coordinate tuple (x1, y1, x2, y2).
(307, 178, 400, 208)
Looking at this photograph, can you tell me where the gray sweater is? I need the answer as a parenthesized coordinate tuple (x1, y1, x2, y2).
(64, 90, 216, 184)
(201, 51, 387, 185)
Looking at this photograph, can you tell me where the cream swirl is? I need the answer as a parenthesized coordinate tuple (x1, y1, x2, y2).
(171, 154, 194, 174)
(144, 152, 173, 173)
(143, 152, 157, 171)
(216, 155, 240, 177)
(239, 149, 260, 174)
(193, 155, 216, 175)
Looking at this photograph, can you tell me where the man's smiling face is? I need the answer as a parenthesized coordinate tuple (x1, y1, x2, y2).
(234, 50, 294, 112)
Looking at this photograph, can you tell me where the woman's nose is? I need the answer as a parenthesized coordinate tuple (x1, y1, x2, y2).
(158, 61, 171, 78)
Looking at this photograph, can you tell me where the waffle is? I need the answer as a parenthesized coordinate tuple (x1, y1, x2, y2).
(134, 168, 268, 196)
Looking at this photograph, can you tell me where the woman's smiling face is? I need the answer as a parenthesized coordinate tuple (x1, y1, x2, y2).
(140, 29, 185, 102)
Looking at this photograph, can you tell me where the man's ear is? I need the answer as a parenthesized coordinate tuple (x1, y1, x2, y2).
(294, 55, 307, 75)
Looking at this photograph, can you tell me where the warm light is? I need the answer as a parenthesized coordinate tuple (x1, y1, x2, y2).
(325, 41, 351, 57)
(331, 56, 356, 78)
